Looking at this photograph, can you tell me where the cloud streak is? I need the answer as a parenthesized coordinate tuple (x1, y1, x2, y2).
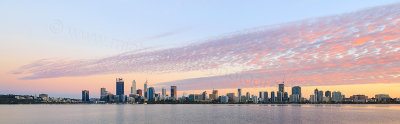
(15, 3, 400, 90)
(143, 26, 195, 41)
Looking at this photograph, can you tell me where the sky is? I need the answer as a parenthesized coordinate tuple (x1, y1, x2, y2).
(1, 0, 400, 98)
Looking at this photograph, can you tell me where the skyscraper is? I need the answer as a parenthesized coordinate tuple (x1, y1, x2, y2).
(277, 91, 283, 103)
(116, 78, 124, 96)
(213, 89, 218, 98)
(227, 93, 235, 103)
(202, 91, 208, 100)
(131, 80, 136, 95)
(263, 91, 268, 102)
(100, 88, 107, 97)
(292, 86, 301, 101)
(325, 91, 331, 98)
(162, 87, 166, 97)
(279, 83, 284, 93)
(137, 89, 143, 96)
(259, 91, 265, 102)
(238, 88, 242, 103)
(148, 87, 155, 101)
(252, 95, 258, 103)
(317, 90, 324, 103)
(283, 92, 288, 103)
(271, 91, 275, 103)
(171, 86, 177, 99)
(246, 92, 250, 101)
(144, 80, 148, 98)
(82, 90, 89, 102)
(332, 91, 343, 103)
(220, 95, 229, 103)
(314, 88, 319, 101)
(210, 89, 218, 100)
(310, 95, 316, 103)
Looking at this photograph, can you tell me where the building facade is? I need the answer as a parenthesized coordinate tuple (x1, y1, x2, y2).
(116, 78, 124, 96)
(291, 86, 301, 101)
(148, 87, 155, 101)
(171, 86, 177, 99)
(131, 80, 136, 95)
(82, 90, 89, 102)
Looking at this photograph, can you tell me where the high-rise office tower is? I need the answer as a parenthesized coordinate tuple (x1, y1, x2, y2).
(210, 89, 218, 100)
(263, 91, 268, 102)
(325, 91, 331, 98)
(252, 95, 258, 103)
(148, 87, 155, 101)
(202, 91, 208, 100)
(82, 90, 89, 102)
(131, 80, 136, 95)
(100, 88, 107, 97)
(226, 93, 235, 102)
(162, 87, 166, 97)
(137, 89, 143, 96)
(238, 88, 242, 103)
(116, 78, 124, 95)
(246, 92, 250, 101)
(314, 88, 319, 100)
(283, 92, 288, 102)
(259, 91, 263, 100)
(318, 90, 324, 102)
(277, 91, 283, 103)
(310, 95, 316, 103)
(171, 86, 177, 99)
(144, 80, 148, 98)
(332, 91, 343, 102)
(279, 83, 284, 93)
(271, 91, 275, 103)
(213, 89, 218, 98)
(292, 86, 301, 100)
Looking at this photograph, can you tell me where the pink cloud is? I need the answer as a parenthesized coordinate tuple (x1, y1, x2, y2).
(14, 3, 400, 91)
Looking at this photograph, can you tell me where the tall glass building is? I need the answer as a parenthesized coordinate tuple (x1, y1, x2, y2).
(162, 87, 166, 97)
(116, 78, 124, 96)
(82, 90, 89, 102)
(277, 91, 283, 103)
(263, 91, 268, 102)
(318, 91, 324, 103)
(238, 88, 242, 103)
(144, 80, 148, 98)
(136, 89, 143, 96)
(131, 80, 136, 95)
(292, 86, 302, 99)
(148, 87, 155, 101)
(171, 86, 177, 99)
(270, 91, 275, 103)
(279, 83, 284, 93)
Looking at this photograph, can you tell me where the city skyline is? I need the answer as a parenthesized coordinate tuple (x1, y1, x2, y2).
(1, 1, 400, 99)
(75, 77, 394, 103)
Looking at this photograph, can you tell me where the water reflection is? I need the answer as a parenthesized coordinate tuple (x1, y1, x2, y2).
(1, 104, 400, 124)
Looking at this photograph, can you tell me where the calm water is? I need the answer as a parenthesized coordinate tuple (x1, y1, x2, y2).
(1, 104, 400, 124)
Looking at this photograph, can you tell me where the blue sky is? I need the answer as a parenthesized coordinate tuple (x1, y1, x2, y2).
(1, 0, 399, 59)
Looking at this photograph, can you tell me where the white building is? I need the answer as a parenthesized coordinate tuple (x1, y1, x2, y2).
(131, 80, 136, 95)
